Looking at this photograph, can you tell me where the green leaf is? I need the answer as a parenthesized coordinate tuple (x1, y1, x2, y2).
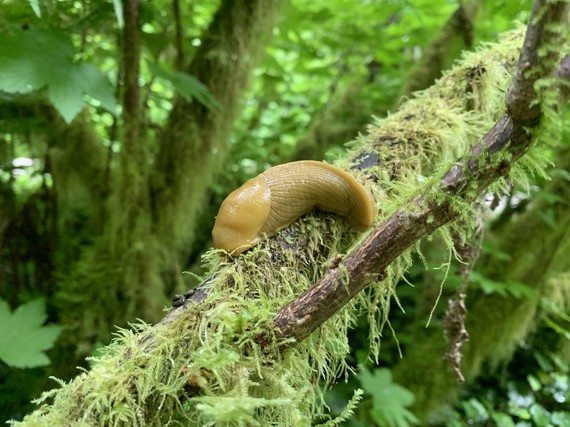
(46, 62, 117, 123)
(0, 28, 116, 123)
(541, 298, 570, 322)
(470, 272, 538, 298)
(171, 71, 222, 111)
(112, 0, 124, 29)
(552, 411, 570, 426)
(47, 63, 90, 124)
(28, 0, 41, 17)
(537, 207, 557, 229)
(508, 400, 531, 419)
(78, 63, 118, 115)
(482, 242, 512, 262)
(358, 367, 419, 427)
(470, 272, 507, 296)
(503, 280, 539, 299)
(462, 398, 489, 422)
(552, 168, 570, 182)
(0, 29, 73, 93)
(491, 412, 516, 427)
(527, 374, 542, 392)
(531, 189, 568, 205)
(0, 298, 63, 368)
(529, 404, 550, 427)
(542, 316, 570, 341)
(148, 61, 221, 111)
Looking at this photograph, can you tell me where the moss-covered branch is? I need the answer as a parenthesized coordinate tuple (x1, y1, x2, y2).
(272, 0, 570, 345)
(393, 144, 570, 420)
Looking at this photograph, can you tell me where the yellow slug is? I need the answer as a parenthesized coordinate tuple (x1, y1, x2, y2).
(212, 160, 376, 255)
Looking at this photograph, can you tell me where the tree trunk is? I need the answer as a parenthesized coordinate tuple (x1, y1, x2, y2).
(151, 0, 281, 291)
(51, 0, 282, 373)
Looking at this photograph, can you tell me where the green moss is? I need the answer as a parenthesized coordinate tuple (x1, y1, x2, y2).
(17, 26, 569, 426)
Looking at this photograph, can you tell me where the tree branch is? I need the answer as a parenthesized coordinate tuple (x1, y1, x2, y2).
(121, 0, 142, 152)
(273, 0, 570, 345)
(391, 141, 570, 421)
(172, 0, 185, 70)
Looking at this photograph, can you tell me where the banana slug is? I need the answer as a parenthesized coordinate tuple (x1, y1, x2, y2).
(212, 160, 376, 255)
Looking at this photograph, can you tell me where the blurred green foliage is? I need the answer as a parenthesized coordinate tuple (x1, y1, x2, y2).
(445, 349, 570, 427)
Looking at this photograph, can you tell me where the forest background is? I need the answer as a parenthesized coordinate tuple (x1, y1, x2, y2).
(0, 0, 569, 425)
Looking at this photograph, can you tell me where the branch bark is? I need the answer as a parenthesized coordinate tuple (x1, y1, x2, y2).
(273, 0, 570, 345)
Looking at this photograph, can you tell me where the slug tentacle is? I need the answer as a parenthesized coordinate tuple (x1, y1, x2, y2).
(212, 160, 376, 255)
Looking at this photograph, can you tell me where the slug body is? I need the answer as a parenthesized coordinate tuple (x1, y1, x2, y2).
(212, 160, 376, 255)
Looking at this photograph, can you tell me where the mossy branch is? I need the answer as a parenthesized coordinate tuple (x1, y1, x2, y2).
(273, 0, 570, 344)
(392, 142, 570, 421)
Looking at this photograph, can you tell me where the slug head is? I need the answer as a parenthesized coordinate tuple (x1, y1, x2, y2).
(212, 177, 271, 255)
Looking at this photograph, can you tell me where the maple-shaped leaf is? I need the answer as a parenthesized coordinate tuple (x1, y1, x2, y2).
(358, 367, 419, 427)
(0, 298, 62, 368)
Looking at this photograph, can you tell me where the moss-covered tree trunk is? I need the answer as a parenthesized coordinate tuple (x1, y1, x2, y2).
(51, 0, 281, 377)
